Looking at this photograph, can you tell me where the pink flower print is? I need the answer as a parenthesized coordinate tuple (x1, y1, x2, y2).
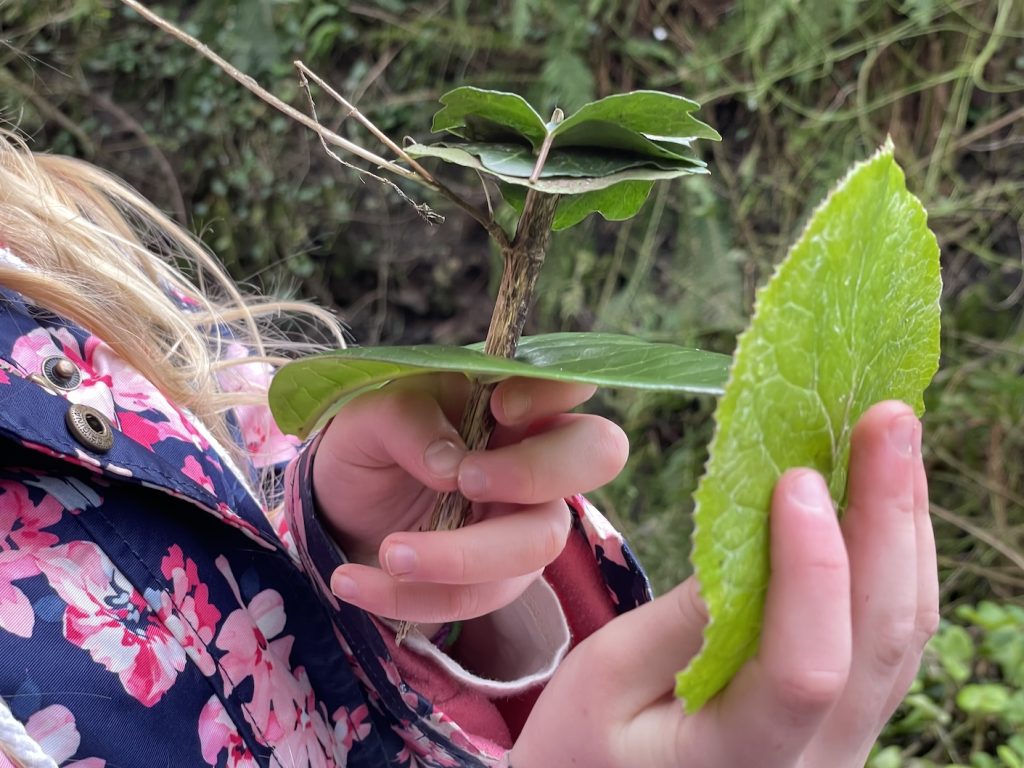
(36, 541, 186, 706)
(213, 556, 299, 737)
(11, 328, 119, 425)
(0, 480, 64, 637)
(332, 704, 371, 756)
(269, 668, 336, 767)
(155, 545, 221, 676)
(117, 412, 192, 451)
(182, 456, 217, 495)
(20, 705, 105, 767)
(198, 696, 259, 768)
(84, 336, 205, 443)
(218, 343, 300, 468)
(212, 557, 339, 762)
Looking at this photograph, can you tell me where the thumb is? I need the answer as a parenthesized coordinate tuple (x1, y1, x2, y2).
(575, 577, 709, 717)
(315, 387, 466, 492)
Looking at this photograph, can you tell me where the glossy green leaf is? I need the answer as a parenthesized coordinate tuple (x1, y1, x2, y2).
(406, 143, 706, 194)
(674, 142, 942, 712)
(498, 180, 656, 229)
(550, 91, 721, 143)
(550, 120, 700, 162)
(552, 181, 655, 230)
(432, 87, 548, 148)
(269, 333, 731, 440)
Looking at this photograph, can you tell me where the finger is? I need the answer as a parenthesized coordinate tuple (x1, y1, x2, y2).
(329, 564, 539, 623)
(878, 437, 938, 725)
(316, 386, 466, 491)
(457, 414, 628, 503)
(491, 378, 597, 426)
(564, 577, 708, 718)
(809, 401, 922, 760)
(698, 469, 850, 768)
(378, 501, 571, 584)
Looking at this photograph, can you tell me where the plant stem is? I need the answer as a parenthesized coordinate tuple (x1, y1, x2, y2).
(396, 188, 559, 643)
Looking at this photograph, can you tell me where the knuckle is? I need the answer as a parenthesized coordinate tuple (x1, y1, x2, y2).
(873, 617, 917, 669)
(446, 587, 481, 622)
(535, 509, 570, 566)
(771, 668, 847, 720)
(676, 579, 709, 624)
(916, 609, 941, 649)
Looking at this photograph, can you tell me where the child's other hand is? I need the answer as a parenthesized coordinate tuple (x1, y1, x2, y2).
(312, 375, 628, 624)
(510, 400, 938, 768)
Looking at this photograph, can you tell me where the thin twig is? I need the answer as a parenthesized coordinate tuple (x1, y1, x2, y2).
(118, 0, 421, 184)
(297, 67, 444, 225)
(295, 61, 438, 184)
(293, 60, 508, 246)
(930, 503, 1024, 574)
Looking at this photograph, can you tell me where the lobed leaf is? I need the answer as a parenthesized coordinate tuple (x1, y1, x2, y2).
(674, 141, 942, 713)
(268, 333, 731, 440)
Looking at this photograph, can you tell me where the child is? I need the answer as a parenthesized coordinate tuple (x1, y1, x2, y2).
(0, 130, 937, 767)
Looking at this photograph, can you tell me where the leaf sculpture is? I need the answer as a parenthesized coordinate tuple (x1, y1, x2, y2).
(675, 141, 942, 713)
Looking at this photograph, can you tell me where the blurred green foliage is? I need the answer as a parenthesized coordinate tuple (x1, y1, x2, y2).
(2, 1, 1022, 761)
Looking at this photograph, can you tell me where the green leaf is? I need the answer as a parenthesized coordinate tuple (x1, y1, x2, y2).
(957, 684, 1011, 716)
(674, 141, 942, 712)
(269, 333, 731, 439)
(503, 179, 656, 229)
(552, 180, 654, 230)
(431, 87, 548, 148)
(550, 120, 701, 162)
(551, 91, 722, 143)
(406, 143, 707, 194)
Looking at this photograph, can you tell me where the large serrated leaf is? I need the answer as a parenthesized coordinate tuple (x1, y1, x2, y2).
(406, 143, 707, 194)
(674, 141, 942, 713)
(269, 333, 730, 440)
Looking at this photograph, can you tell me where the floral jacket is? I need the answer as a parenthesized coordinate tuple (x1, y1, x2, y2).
(0, 247, 652, 767)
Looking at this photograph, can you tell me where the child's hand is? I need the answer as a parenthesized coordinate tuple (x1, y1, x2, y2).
(509, 400, 937, 768)
(312, 375, 628, 624)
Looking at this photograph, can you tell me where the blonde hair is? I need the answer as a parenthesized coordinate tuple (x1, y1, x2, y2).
(0, 129, 346, 466)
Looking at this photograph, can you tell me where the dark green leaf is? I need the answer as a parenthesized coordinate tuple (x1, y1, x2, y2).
(431, 87, 547, 148)
(552, 180, 655, 230)
(406, 143, 707, 193)
(269, 333, 730, 439)
(551, 120, 698, 161)
(551, 91, 722, 143)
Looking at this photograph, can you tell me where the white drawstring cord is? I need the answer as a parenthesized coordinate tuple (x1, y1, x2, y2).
(0, 697, 57, 768)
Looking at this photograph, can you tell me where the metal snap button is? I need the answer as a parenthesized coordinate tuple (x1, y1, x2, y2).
(42, 356, 82, 390)
(65, 403, 114, 453)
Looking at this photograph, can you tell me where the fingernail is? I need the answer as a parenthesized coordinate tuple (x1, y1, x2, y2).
(425, 438, 464, 477)
(384, 544, 417, 577)
(889, 414, 920, 457)
(331, 573, 358, 601)
(788, 469, 829, 512)
(502, 389, 531, 423)
(459, 463, 487, 498)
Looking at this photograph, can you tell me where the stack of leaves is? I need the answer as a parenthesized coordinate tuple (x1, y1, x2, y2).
(405, 87, 721, 230)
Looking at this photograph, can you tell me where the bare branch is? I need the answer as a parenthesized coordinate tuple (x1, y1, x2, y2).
(297, 68, 444, 225)
(118, 0, 423, 186)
